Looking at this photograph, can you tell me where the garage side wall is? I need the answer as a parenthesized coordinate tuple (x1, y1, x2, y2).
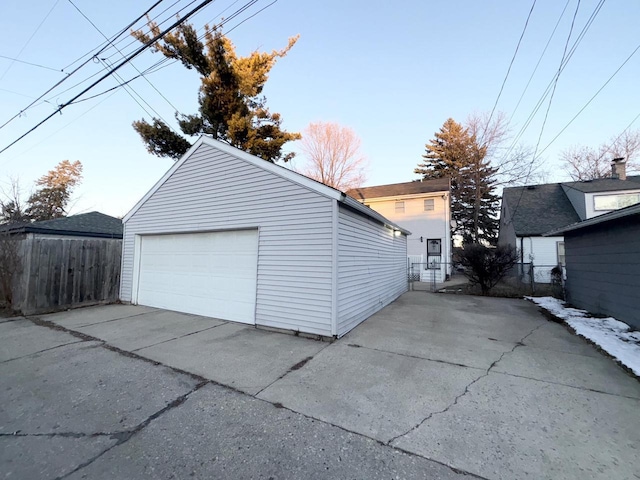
(565, 218, 640, 329)
(336, 206, 408, 337)
(121, 144, 335, 336)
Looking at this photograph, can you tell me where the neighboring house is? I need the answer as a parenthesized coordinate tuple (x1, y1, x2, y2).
(347, 178, 451, 282)
(546, 203, 640, 329)
(0, 212, 122, 314)
(120, 136, 409, 339)
(0, 211, 123, 239)
(499, 160, 640, 282)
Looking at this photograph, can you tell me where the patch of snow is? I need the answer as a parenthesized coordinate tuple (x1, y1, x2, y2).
(526, 296, 640, 377)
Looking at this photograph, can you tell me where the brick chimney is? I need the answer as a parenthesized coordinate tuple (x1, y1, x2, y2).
(611, 157, 626, 180)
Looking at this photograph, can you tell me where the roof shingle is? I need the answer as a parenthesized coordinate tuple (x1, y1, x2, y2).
(346, 178, 450, 200)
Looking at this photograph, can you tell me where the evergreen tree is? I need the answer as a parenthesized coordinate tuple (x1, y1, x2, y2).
(131, 21, 301, 162)
(415, 118, 499, 245)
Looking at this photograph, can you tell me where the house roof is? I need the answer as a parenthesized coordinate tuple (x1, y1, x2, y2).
(346, 178, 450, 200)
(502, 183, 581, 236)
(561, 175, 640, 193)
(545, 202, 640, 236)
(124, 136, 411, 235)
(0, 212, 123, 238)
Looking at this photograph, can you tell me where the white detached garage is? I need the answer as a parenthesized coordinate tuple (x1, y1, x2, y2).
(120, 136, 409, 338)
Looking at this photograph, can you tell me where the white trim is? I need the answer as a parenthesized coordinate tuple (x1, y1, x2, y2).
(330, 200, 338, 337)
(357, 191, 448, 203)
(131, 234, 142, 304)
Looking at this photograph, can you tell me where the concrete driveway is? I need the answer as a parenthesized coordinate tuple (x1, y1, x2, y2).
(1, 293, 639, 479)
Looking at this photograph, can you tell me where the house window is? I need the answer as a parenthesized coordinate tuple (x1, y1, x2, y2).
(593, 193, 640, 211)
(395, 201, 405, 213)
(424, 198, 435, 211)
(557, 242, 565, 266)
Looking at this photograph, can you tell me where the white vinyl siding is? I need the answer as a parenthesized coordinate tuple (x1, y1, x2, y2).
(336, 206, 407, 337)
(121, 143, 334, 336)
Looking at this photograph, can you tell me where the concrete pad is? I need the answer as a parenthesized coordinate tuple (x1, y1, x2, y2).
(0, 319, 80, 362)
(76, 310, 226, 351)
(41, 304, 159, 329)
(0, 435, 116, 480)
(359, 292, 547, 344)
(137, 322, 328, 395)
(523, 321, 602, 357)
(258, 343, 482, 443)
(345, 314, 513, 369)
(66, 384, 469, 480)
(493, 345, 640, 398)
(394, 373, 640, 480)
(0, 341, 199, 435)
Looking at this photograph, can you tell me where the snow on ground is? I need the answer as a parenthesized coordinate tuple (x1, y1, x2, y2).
(526, 296, 640, 377)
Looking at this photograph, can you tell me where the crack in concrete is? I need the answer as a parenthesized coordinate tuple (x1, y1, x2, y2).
(345, 342, 487, 371)
(52, 381, 208, 480)
(386, 322, 547, 446)
(0, 431, 123, 439)
(131, 321, 229, 352)
(58, 309, 161, 329)
(490, 370, 640, 401)
(253, 343, 333, 397)
(0, 339, 87, 365)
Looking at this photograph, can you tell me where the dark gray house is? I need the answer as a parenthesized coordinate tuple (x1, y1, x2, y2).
(547, 203, 640, 329)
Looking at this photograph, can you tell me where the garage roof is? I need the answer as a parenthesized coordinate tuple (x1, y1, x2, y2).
(124, 136, 411, 235)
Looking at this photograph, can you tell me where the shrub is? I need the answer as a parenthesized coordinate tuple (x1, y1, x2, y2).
(458, 244, 519, 295)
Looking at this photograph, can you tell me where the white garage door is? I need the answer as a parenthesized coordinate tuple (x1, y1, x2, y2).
(136, 230, 258, 324)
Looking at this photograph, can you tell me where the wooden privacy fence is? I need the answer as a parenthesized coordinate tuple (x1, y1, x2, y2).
(9, 236, 122, 315)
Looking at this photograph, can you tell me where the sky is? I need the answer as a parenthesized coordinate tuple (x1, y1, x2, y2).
(0, 0, 638, 218)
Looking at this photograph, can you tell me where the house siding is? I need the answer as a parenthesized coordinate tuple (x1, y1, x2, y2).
(520, 235, 563, 283)
(336, 206, 407, 337)
(565, 218, 640, 329)
(121, 143, 335, 336)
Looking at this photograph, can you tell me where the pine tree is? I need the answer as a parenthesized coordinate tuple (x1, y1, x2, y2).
(131, 21, 301, 162)
(415, 118, 499, 245)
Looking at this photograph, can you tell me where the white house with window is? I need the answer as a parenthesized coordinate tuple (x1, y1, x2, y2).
(347, 178, 451, 282)
(498, 159, 640, 282)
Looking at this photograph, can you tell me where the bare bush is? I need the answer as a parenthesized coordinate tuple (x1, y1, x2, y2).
(458, 243, 519, 294)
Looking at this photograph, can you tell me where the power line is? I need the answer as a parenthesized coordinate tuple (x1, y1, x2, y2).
(509, 0, 570, 122)
(0, 54, 65, 74)
(0, 0, 61, 82)
(67, 0, 182, 122)
(0, 0, 165, 131)
(0, 0, 216, 156)
(504, 0, 606, 157)
(485, 0, 537, 131)
(536, 41, 640, 158)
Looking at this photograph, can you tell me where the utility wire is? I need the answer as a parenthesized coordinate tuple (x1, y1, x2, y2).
(536, 41, 640, 158)
(509, 0, 570, 122)
(504, 0, 606, 157)
(0, 0, 165, 131)
(0, 54, 65, 74)
(0, 0, 61, 82)
(67, 0, 182, 122)
(485, 0, 537, 132)
(506, 0, 581, 223)
(0, 0, 216, 155)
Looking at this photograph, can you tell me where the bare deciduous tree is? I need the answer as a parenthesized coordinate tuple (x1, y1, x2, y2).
(562, 129, 640, 181)
(0, 177, 28, 224)
(298, 122, 367, 191)
(466, 111, 545, 186)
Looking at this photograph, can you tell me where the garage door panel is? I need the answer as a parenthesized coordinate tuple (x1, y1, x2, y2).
(137, 230, 258, 324)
